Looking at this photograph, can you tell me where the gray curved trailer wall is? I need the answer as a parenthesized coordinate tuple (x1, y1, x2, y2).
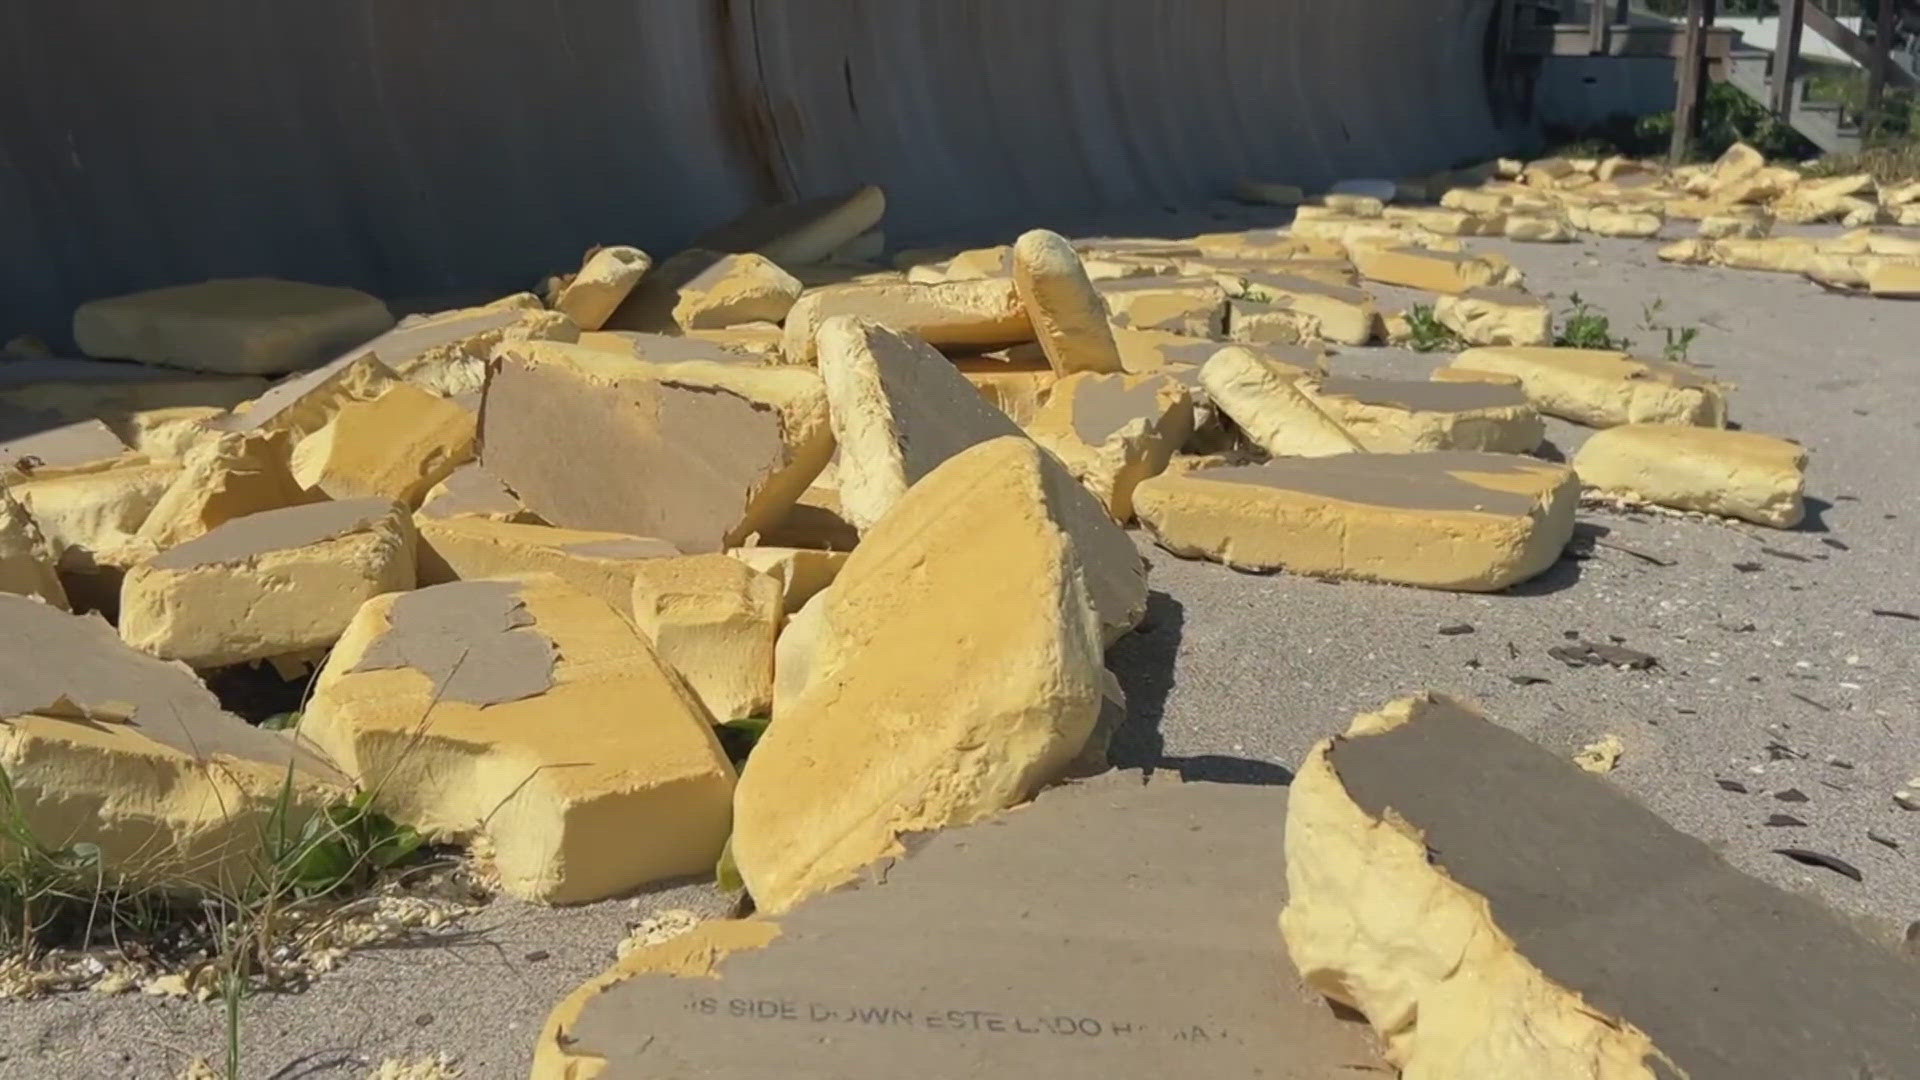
(0, 1, 1501, 347)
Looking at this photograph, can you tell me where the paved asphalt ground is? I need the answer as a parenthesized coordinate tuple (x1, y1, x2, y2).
(5, 225, 1918, 1078)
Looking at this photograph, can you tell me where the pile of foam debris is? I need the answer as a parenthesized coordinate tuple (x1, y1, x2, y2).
(1242, 141, 1920, 298)
(3, 153, 1914, 1078)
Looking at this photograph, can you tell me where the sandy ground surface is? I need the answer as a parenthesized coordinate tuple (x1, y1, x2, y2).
(4, 221, 1918, 1078)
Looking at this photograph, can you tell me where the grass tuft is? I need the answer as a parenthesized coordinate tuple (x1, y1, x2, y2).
(1402, 305, 1467, 353)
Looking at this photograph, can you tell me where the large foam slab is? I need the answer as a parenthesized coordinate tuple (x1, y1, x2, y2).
(1283, 693, 1920, 1079)
(536, 774, 1385, 1078)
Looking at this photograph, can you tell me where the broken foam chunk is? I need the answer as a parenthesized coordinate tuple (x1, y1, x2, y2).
(1281, 692, 1920, 1078)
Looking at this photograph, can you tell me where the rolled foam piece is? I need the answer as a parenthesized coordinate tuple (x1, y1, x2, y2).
(1012, 229, 1125, 375)
(1199, 347, 1364, 458)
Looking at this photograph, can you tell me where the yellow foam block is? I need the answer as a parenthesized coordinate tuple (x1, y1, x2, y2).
(119, 499, 416, 667)
(630, 555, 782, 722)
(1572, 424, 1806, 527)
(416, 515, 677, 614)
(302, 577, 733, 902)
(1447, 347, 1727, 428)
(1133, 452, 1576, 590)
(732, 438, 1107, 914)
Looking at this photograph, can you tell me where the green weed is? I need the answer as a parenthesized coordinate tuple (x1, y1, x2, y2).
(1639, 299, 1702, 363)
(1555, 293, 1631, 351)
(1402, 305, 1467, 353)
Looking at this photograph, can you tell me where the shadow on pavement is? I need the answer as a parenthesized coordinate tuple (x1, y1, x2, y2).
(1104, 589, 1295, 787)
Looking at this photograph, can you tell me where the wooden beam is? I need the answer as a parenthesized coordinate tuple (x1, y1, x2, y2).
(1866, 0, 1895, 133)
(1697, 0, 1718, 127)
(1671, 0, 1706, 164)
(1512, 24, 1735, 59)
(1589, 0, 1612, 55)
(1804, 1, 1917, 87)
(1772, 0, 1807, 117)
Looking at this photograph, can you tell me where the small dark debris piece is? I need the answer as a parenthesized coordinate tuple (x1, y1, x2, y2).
(1437, 623, 1475, 636)
(1774, 848, 1862, 881)
(1774, 787, 1810, 803)
(1593, 537, 1676, 566)
(1548, 640, 1658, 670)
(1733, 562, 1764, 573)
(1765, 741, 1803, 762)
(1718, 620, 1756, 632)
(1820, 538, 1849, 551)
(1834, 494, 1859, 502)
(1508, 675, 1551, 686)
(1827, 757, 1855, 770)
(1760, 547, 1811, 563)
(414, 1013, 435, 1027)
(1675, 707, 1698, 715)
(524, 949, 551, 963)
(1788, 691, 1834, 713)
(1464, 658, 1482, 669)
(1588, 641, 1656, 668)
(1867, 830, 1899, 850)
(1561, 630, 1581, 640)
(1715, 778, 1749, 793)
(1765, 813, 1807, 827)
(1870, 608, 1920, 622)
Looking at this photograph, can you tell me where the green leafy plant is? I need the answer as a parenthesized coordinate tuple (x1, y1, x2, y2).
(1402, 305, 1467, 353)
(1556, 293, 1631, 351)
(0, 766, 105, 955)
(1639, 299, 1701, 363)
(264, 791, 423, 899)
(0, 657, 461, 1080)
(1543, 83, 1818, 165)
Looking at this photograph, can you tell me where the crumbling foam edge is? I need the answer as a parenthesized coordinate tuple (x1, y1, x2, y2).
(1277, 692, 1674, 1079)
(531, 919, 784, 1080)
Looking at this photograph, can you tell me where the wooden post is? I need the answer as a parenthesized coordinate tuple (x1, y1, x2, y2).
(1589, 0, 1611, 54)
(1866, 0, 1895, 135)
(1700, 0, 1718, 116)
(1671, 0, 1707, 163)
(1493, 0, 1517, 91)
(1773, 0, 1807, 118)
